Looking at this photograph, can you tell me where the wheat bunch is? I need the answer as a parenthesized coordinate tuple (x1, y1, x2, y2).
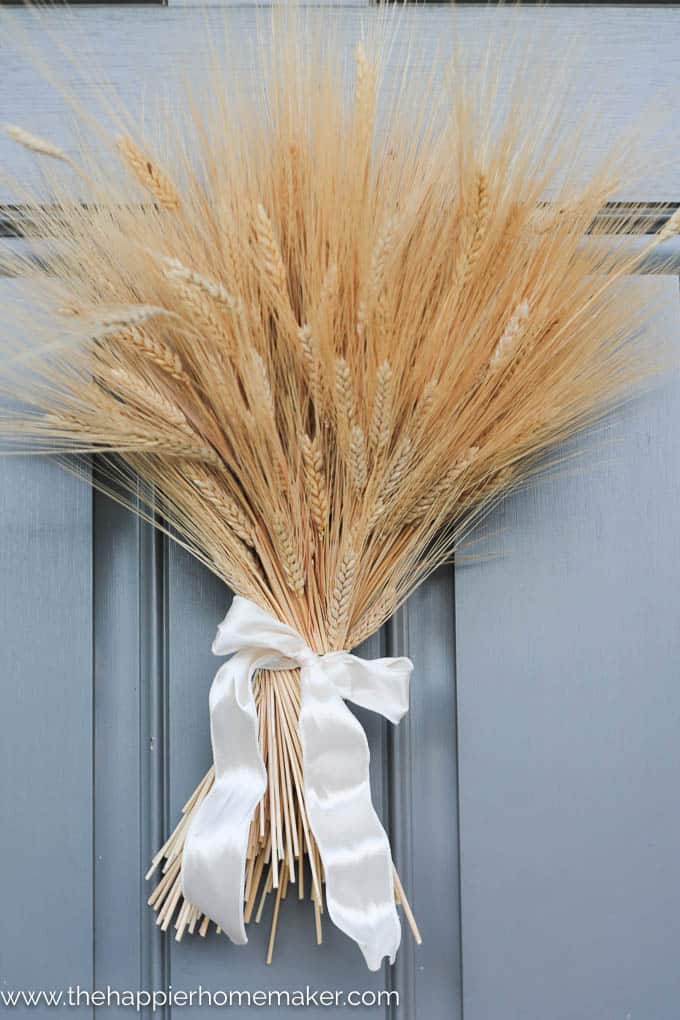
(1, 11, 671, 959)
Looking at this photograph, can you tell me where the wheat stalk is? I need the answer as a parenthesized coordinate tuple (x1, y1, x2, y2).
(117, 135, 181, 210)
(349, 424, 369, 491)
(656, 207, 680, 244)
(334, 358, 355, 425)
(248, 351, 274, 417)
(273, 515, 305, 596)
(105, 368, 188, 427)
(382, 436, 414, 504)
(353, 42, 376, 155)
(327, 547, 357, 648)
(125, 327, 187, 382)
(489, 301, 530, 375)
(405, 447, 480, 524)
(298, 325, 321, 405)
(370, 217, 396, 296)
(3, 123, 71, 163)
(145, 667, 420, 957)
(91, 305, 170, 340)
(369, 361, 393, 451)
(458, 171, 490, 286)
(162, 257, 237, 310)
(300, 433, 329, 537)
(349, 586, 396, 648)
(356, 300, 367, 339)
(255, 203, 288, 299)
(190, 467, 255, 546)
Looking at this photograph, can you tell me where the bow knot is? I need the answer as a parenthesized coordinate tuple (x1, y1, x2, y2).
(295, 645, 320, 671)
(183, 596, 413, 970)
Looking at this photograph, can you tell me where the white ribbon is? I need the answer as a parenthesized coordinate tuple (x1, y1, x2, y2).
(181, 596, 413, 970)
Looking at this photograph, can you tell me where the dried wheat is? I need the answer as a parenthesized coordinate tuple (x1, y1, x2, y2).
(353, 42, 376, 153)
(273, 515, 305, 596)
(125, 327, 187, 382)
(300, 433, 328, 537)
(298, 325, 320, 403)
(349, 424, 368, 491)
(370, 217, 396, 296)
(334, 359, 355, 424)
(162, 257, 237, 309)
(106, 368, 190, 431)
(489, 301, 530, 375)
(657, 207, 680, 244)
(117, 135, 180, 210)
(458, 172, 490, 286)
(349, 586, 396, 648)
(369, 361, 393, 451)
(255, 203, 287, 298)
(190, 468, 255, 546)
(327, 547, 357, 648)
(3, 123, 71, 163)
(92, 305, 169, 340)
(405, 447, 479, 524)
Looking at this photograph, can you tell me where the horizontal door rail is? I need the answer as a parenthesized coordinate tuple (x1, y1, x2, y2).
(1, 204, 679, 276)
(1, 201, 678, 239)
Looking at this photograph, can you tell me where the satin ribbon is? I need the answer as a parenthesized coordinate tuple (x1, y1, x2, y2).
(181, 596, 413, 970)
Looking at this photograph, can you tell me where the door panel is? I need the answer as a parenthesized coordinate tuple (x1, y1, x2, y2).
(455, 277, 680, 1020)
(0, 263, 93, 1016)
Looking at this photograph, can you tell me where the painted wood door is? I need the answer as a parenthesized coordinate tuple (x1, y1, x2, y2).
(1, 5, 679, 1019)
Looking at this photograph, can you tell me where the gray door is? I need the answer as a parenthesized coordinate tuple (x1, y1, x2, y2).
(1, 5, 679, 1019)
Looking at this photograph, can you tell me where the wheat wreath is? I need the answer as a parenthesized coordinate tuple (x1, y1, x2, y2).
(1, 7, 677, 968)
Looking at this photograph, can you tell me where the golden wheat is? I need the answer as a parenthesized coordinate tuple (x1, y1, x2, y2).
(327, 547, 357, 649)
(126, 327, 187, 382)
(162, 257, 237, 310)
(3, 123, 70, 162)
(273, 515, 305, 597)
(255, 203, 288, 300)
(0, 11, 666, 958)
(458, 171, 490, 287)
(190, 468, 255, 546)
(369, 361, 393, 452)
(334, 358, 355, 425)
(116, 135, 181, 210)
(300, 433, 329, 537)
(349, 424, 369, 491)
(489, 301, 530, 375)
(348, 585, 397, 648)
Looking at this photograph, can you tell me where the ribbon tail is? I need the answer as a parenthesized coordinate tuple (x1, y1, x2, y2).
(181, 650, 266, 944)
(298, 663, 401, 971)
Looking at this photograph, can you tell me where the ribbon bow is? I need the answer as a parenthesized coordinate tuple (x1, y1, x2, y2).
(181, 596, 413, 970)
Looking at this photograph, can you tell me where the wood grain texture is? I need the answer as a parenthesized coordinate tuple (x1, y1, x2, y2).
(455, 276, 680, 1020)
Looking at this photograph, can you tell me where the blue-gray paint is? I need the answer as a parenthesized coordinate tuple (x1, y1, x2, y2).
(455, 278, 680, 1020)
